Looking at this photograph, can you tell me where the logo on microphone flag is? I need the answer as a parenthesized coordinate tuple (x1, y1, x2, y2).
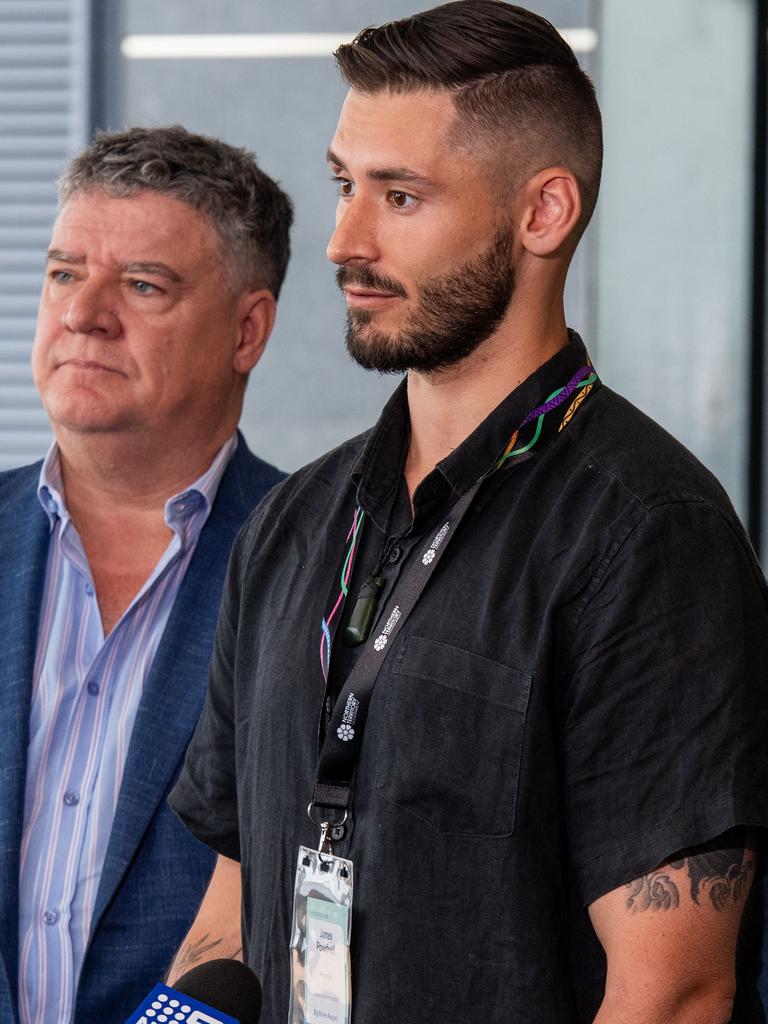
(122, 982, 239, 1024)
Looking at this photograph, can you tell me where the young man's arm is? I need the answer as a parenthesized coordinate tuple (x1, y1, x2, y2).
(167, 854, 243, 985)
(588, 829, 755, 1023)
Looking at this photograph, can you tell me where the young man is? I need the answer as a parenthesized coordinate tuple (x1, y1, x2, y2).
(170, 4, 768, 1022)
(0, 126, 290, 1023)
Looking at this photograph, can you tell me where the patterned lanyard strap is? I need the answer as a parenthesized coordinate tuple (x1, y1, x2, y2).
(320, 362, 599, 680)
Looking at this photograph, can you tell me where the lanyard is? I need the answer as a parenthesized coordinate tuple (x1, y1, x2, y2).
(310, 363, 599, 826)
(312, 476, 484, 817)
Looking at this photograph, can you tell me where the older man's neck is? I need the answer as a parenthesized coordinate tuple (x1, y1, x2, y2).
(53, 423, 237, 635)
(55, 421, 235, 522)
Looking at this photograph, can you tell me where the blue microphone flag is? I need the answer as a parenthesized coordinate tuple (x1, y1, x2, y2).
(123, 982, 239, 1024)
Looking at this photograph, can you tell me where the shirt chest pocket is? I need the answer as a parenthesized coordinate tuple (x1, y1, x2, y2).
(375, 636, 532, 838)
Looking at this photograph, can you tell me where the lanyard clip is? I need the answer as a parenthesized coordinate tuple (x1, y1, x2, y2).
(308, 801, 348, 858)
(318, 820, 333, 856)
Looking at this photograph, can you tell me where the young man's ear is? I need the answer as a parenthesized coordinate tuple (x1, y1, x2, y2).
(517, 167, 582, 258)
(234, 290, 277, 375)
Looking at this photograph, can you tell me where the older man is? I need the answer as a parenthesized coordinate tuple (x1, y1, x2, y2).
(0, 126, 290, 1023)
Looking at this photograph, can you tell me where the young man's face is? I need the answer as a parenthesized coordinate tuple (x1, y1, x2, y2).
(327, 88, 516, 374)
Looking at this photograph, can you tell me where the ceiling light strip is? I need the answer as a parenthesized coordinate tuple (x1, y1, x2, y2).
(120, 28, 598, 60)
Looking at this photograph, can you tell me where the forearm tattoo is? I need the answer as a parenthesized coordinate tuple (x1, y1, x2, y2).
(173, 932, 243, 972)
(625, 832, 752, 914)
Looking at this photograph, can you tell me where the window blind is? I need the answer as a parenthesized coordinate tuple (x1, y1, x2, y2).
(0, 0, 89, 469)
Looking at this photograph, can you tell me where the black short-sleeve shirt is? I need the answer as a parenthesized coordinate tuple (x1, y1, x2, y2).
(170, 334, 768, 1024)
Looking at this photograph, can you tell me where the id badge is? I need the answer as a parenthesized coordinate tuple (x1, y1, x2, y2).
(289, 846, 353, 1024)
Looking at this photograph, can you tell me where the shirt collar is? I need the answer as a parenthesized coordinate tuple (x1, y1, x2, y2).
(37, 444, 68, 529)
(351, 331, 592, 531)
(36, 433, 239, 539)
(164, 432, 238, 532)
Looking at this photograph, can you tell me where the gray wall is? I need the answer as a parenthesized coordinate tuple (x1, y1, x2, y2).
(595, 0, 753, 513)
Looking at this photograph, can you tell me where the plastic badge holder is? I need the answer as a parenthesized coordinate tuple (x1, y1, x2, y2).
(289, 846, 353, 1024)
(122, 982, 239, 1024)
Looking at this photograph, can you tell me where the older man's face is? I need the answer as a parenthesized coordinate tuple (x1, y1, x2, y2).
(32, 188, 248, 447)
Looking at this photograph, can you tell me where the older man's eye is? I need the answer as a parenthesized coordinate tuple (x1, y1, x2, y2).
(49, 270, 74, 284)
(130, 279, 161, 295)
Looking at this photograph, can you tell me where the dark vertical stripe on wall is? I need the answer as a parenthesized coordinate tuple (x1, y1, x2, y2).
(749, 0, 768, 557)
(89, 0, 123, 134)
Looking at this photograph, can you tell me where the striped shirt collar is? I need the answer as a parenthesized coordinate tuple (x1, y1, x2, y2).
(36, 433, 239, 538)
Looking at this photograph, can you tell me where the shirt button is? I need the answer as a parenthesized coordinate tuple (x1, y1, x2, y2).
(87, 680, 100, 696)
(85, 583, 94, 596)
(42, 909, 59, 926)
(388, 546, 402, 564)
(63, 791, 79, 807)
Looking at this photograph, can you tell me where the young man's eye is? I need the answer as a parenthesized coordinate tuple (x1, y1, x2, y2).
(388, 191, 417, 209)
(331, 176, 355, 198)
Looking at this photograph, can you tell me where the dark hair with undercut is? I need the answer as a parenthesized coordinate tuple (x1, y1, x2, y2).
(335, 0, 603, 235)
(59, 125, 294, 297)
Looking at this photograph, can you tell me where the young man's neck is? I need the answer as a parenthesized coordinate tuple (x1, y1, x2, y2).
(404, 306, 568, 497)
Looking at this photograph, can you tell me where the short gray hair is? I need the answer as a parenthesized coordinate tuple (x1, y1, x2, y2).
(59, 125, 294, 297)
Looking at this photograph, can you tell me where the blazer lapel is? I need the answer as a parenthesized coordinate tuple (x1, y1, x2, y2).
(91, 441, 271, 930)
(0, 467, 49, 1019)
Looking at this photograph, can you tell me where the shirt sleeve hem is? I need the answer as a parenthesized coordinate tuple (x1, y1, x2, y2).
(574, 801, 768, 908)
(168, 789, 241, 862)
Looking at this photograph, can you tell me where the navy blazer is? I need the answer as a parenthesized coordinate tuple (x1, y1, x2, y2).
(0, 435, 283, 1023)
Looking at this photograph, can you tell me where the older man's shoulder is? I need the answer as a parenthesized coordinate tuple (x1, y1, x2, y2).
(0, 460, 43, 505)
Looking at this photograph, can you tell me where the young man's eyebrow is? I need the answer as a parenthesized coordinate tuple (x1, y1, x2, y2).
(326, 149, 436, 188)
(326, 147, 346, 169)
(366, 167, 435, 187)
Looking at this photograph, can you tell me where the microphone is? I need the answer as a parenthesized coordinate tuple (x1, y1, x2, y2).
(123, 959, 262, 1024)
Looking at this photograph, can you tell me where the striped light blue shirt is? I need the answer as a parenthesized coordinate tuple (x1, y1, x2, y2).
(18, 434, 237, 1024)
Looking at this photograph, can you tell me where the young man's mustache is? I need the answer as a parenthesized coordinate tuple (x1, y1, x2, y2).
(335, 264, 408, 298)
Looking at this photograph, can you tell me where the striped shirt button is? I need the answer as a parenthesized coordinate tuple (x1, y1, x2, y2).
(63, 791, 79, 807)
(87, 680, 100, 695)
(42, 909, 59, 926)
(85, 583, 94, 596)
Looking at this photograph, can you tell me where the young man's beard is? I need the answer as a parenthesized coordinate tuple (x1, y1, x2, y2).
(338, 223, 515, 374)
